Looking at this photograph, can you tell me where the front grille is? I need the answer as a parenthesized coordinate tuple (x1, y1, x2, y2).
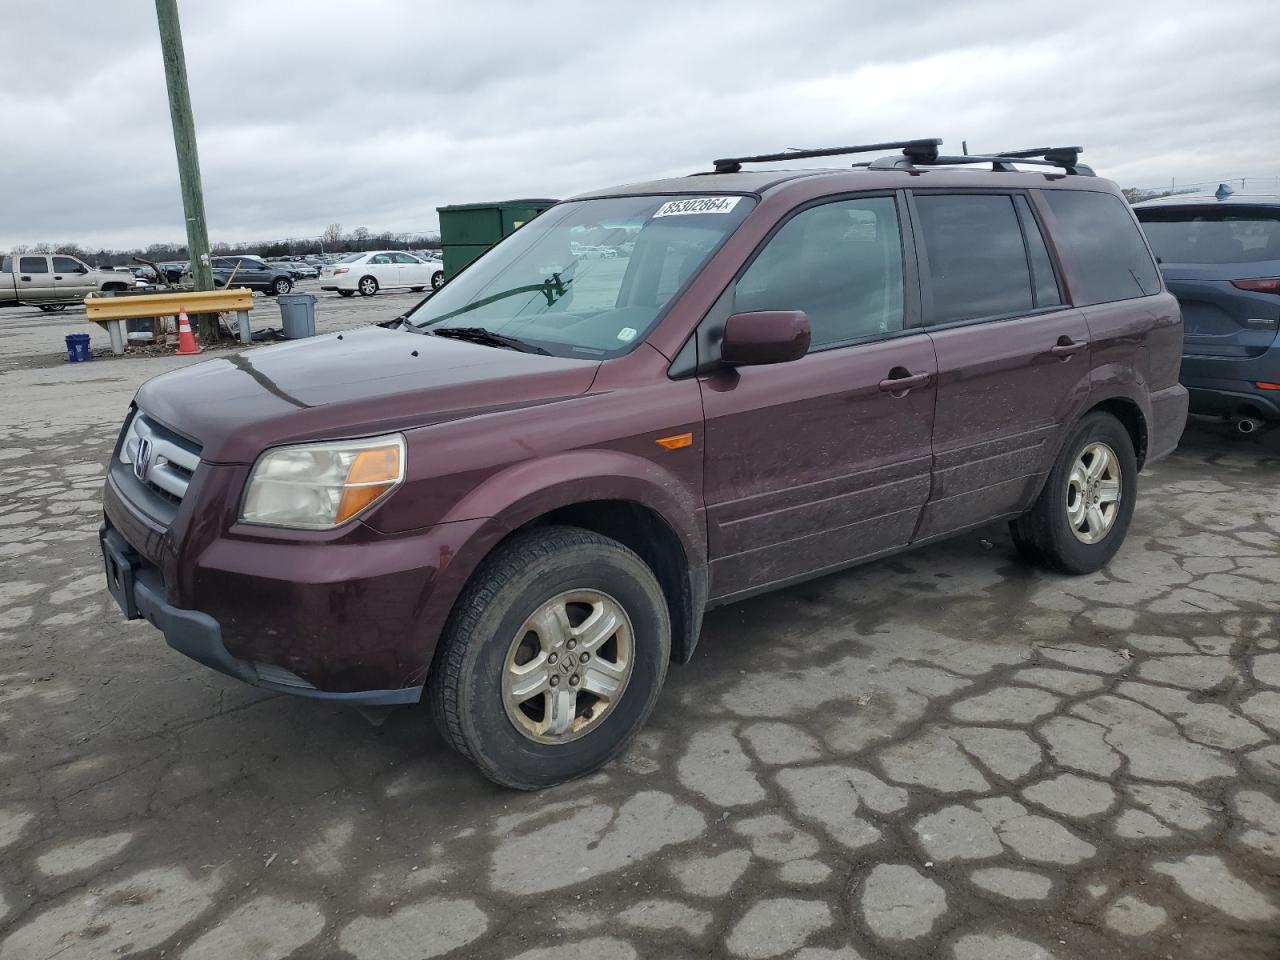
(119, 412, 202, 503)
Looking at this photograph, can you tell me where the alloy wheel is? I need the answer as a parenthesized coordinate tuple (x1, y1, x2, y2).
(1066, 441, 1121, 544)
(501, 589, 634, 744)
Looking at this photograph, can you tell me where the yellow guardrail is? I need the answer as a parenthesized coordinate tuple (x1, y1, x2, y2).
(83, 287, 254, 322)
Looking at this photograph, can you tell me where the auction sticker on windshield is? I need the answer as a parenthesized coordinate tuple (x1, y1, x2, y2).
(652, 197, 742, 218)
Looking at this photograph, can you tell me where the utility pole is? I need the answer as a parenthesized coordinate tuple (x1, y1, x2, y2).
(155, 0, 217, 339)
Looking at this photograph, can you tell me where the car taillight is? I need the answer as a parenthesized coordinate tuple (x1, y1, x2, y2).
(1257, 382, 1280, 391)
(334, 267, 349, 275)
(1231, 278, 1280, 293)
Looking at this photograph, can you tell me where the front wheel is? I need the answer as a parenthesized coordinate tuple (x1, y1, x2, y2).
(338, 289, 355, 298)
(273, 277, 293, 295)
(1010, 411, 1137, 574)
(429, 526, 671, 790)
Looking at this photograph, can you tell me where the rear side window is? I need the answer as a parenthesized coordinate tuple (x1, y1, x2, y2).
(1043, 190, 1160, 304)
(734, 196, 905, 349)
(1137, 207, 1280, 264)
(20, 256, 49, 274)
(1014, 196, 1062, 309)
(915, 194, 1032, 324)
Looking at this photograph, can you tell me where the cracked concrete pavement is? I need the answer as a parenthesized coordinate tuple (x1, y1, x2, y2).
(0, 298, 1278, 958)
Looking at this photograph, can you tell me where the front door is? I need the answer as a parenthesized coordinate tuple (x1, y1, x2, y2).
(394, 252, 428, 288)
(699, 194, 937, 601)
(909, 191, 1091, 541)
(367, 253, 398, 288)
(52, 256, 93, 299)
(15, 256, 56, 302)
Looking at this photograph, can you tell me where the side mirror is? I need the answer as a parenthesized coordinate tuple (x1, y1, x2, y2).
(720, 311, 810, 366)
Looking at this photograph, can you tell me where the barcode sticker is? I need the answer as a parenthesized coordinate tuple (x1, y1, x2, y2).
(652, 196, 741, 218)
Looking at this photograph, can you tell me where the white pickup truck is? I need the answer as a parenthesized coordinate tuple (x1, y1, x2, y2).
(0, 253, 133, 311)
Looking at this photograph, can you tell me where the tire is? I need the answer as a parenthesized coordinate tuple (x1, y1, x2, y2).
(338, 289, 355, 298)
(39, 304, 68, 313)
(102, 283, 127, 293)
(273, 277, 293, 295)
(358, 276, 378, 297)
(428, 526, 671, 790)
(430, 270, 445, 291)
(1010, 411, 1138, 574)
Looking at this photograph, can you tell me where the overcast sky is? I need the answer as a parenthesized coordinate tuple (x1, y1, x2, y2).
(3, 0, 1278, 251)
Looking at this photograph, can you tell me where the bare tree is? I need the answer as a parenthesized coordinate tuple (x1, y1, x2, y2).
(322, 223, 342, 249)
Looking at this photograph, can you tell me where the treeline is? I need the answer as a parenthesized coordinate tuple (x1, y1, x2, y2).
(5, 223, 440, 268)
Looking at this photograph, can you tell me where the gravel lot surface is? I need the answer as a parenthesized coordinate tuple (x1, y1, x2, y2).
(0, 290, 1277, 958)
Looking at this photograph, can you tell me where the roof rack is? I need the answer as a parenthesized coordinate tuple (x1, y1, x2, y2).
(712, 138, 941, 174)
(994, 146, 1091, 175)
(866, 143, 1094, 177)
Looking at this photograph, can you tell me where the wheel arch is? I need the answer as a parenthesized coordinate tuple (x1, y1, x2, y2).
(1088, 396, 1149, 469)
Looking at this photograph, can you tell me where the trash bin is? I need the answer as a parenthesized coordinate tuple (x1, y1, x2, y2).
(277, 292, 317, 339)
(65, 333, 92, 363)
(438, 198, 558, 280)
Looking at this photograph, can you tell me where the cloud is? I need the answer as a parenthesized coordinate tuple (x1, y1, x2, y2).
(1, 0, 1277, 250)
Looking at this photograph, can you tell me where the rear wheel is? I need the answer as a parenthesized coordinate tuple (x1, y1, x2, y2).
(431, 270, 445, 291)
(1010, 411, 1137, 574)
(358, 276, 378, 297)
(429, 526, 670, 789)
(38, 304, 69, 313)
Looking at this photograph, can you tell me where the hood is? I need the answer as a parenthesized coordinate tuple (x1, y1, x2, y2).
(136, 327, 600, 463)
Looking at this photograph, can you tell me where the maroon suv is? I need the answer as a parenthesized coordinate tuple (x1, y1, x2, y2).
(102, 140, 1187, 788)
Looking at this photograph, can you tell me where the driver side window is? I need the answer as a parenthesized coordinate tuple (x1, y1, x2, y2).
(735, 196, 905, 351)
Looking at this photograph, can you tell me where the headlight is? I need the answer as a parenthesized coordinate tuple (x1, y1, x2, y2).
(241, 434, 405, 529)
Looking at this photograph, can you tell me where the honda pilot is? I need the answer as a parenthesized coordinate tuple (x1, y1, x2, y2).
(101, 139, 1187, 788)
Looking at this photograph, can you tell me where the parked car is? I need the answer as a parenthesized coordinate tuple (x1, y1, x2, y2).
(101, 139, 1186, 789)
(0, 253, 134, 310)
(320, 250, 444, 296)
(1134, 190, 1280, 430)
(282, 261, 319, 280)
(210, 256, 294, 295)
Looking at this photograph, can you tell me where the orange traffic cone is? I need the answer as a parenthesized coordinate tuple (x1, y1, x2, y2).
(175, 307, 202, 355)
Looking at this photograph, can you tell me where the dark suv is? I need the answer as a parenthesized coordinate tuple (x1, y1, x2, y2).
(101, 140, 1187, 788)
(210, 255, 294, 295)
(1134, 191, 1280, 430)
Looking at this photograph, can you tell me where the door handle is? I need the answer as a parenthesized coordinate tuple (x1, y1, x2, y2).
(20, 275, 30, 281)
(879, 370, 932, 394)
(1049, 337, 1086, 359)
(54, 275, 63, 280)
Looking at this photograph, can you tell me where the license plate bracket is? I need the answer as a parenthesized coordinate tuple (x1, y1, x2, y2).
(100, 530, 141, 621)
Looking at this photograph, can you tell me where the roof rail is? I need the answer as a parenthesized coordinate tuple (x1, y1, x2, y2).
(712, 138, 941, 174)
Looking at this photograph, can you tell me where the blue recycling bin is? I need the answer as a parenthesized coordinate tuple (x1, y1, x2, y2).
(65, 333, 92, 363)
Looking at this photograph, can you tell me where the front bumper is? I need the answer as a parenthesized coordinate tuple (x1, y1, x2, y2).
(101, 526, 422, 706)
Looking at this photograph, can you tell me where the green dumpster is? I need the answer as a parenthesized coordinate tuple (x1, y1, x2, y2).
(437, 198, 558, 281)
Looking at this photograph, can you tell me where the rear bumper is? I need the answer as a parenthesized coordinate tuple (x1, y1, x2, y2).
(1146, 382, 1189, 463)
(101, 526, 422, 706)
(1181, 350, 1280, 419)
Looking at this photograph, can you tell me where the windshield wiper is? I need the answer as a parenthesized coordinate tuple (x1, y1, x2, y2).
(430, 326, 550, 355)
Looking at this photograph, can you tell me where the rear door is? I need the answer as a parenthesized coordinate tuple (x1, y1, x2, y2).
(699, 193, 937, 600)
(367, 253, 398, 287)
(15, 256, 56, 302)
(910, 190, 1090, 541)
(1137, 204, 1280, 358)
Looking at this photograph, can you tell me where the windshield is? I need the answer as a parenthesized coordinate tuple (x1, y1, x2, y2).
(1138, 206, 1280, 264)
(404, 194, 754, 357)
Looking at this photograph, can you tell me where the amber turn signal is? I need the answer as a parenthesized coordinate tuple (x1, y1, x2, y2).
(656, 433, 693, 450)
(336, 444, 404, 524)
